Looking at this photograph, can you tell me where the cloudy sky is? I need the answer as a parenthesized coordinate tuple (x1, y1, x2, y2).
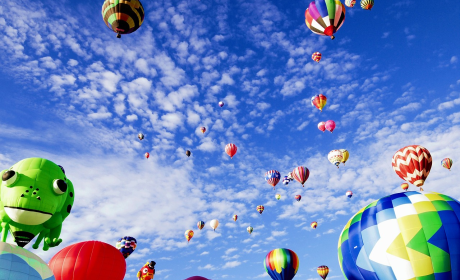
(0, 0, 459, 279)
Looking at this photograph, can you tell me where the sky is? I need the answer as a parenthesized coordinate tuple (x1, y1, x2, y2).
(0, 0, 460, 279)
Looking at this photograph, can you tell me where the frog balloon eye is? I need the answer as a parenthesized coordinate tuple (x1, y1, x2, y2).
(53, 179, 68, 195)
(2, 170, 17, 186)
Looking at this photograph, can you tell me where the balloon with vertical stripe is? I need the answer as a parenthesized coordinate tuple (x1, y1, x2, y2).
(101, 0, 145, 38)
(292, 166, 310, 187)
(264, 248, 299, 280)
(305, 0, 346, 40)
(360, 0, 374, 10)
(317, 265, 329, 279)
(441, 158, 453, 170)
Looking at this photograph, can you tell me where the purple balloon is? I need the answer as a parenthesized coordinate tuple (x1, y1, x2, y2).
(184, 277, 210, 280)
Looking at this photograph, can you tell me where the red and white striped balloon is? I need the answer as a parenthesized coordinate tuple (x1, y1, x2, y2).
(292, 166, 310, 187)
(392, 145, 432, 187)
(225, 143, 238, 159)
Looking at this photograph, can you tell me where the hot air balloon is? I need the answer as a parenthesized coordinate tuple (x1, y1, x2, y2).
(345, 0, 356, 7)
(186, 150, 191, 157)
(197, 221, 205, 230)
(282, 176, 290, 185)
(338, 191, 460, 280)
(275, 194, 281, 200)
(312, 52, 322, 62)
(325, 120, 336, 133)
(265, 170, 281, 189)
(305, 0, 346, 40)
(137, 261, 155, 280)
(247, 226, 253, 235)
(287, 172, 294, 181)
(264, 248, 299, 280)
(292, 166, 310, 187)
(346, 191, 353, 198)
(441, 158, 453, 170)
(102, 0, 145, 38)
(184, 277, 210, 280)
(200, 127, 206, 134)
(328, 150, 343, 168)
(145, 152, 150, 159)
(311, 221, 318, 229)
(138, 133, 144, 140)
(317, 265, 329, 280)
(340, 149, 349, 165)
(392, 145, 432, 187)
(209, 219, 219, 231)
(295, 195, 301, 202)
(257, 205, 265, 214)
(311, 94, 327, 111)
(49, 241, 126, 280)
(185, 230, 194, 242)
(219, 101, 224, 107)
(225, 143, 237, 159)
(360, 0, 374, 10)
(233, 215, 238, 222)
(401, 182, 409, 191)
(115, 236, 137, 259)
(318, 122, 326, 132)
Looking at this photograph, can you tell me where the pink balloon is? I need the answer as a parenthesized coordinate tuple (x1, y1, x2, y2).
(318, 122, 326, 132)
(325, 120, 336, 133)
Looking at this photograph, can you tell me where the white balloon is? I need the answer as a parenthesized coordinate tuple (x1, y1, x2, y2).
(209, 219, 219, 231)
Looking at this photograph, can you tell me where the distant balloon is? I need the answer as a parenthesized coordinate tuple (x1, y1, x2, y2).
(318, 122, 326, 132)
(257, 205, 265, 214)
(282, 176, 290, 185)
(145, 152, 150, 159)
(295, 195, 301, 202)
(225, 143, 237, 159)
(185, 230, 194, 242)
(345, 0, 356, 7)
(401, 182, 409, 191)
(311, 221, 318, 229)
(312, 52, 322, 63)
(361, 0, 374, 10)
(233, 215, 238, 222)
(287, 172, 294, 181)
(311, 94, 327, 111)
(392, 145, 432, 187)
(247, 226, 253, 235)
(115, 236, 137, 259)
(441, 158, 453, 170)
(317, 265, 329, 280)
(200, 127, 206, 134)
(325, 120, 336, 133)
(328, 150, 343, 168)
(265, 170, 281, 189)
(186, 150, 191, 157)
(219, 101, 224, 107)
(340, 149, 349, 165)
(138, 133, 144, 140)
(346, 191, 353, 198)
(184, 277, 210, 280)
(292, 166, 310, 187)
(102, 0, 145, 38)
(275, 194, 281, 200)
(305, 0, 346, 40)
(209, 219, 219, 231)
(264, 248, 299, 280)
(197, 221, 205, 230)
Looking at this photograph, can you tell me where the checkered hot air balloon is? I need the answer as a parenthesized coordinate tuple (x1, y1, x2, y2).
(265, 170, 281, 189)
(312, 52, 322, 62)
(102, 0, 145, 38)
(225, 143, 237, 159)
(197, 221, 205, 230)
(392, 145, 432, 188)
(401, 182, 409, 191)
(295, 195, 301, 202)
(311, 221, 318, 229)
(115, 236, 137, 259)
(361, 0, 374, 10)
(346, 191, 353, 198)
(339, 191, 460, 280)
(318, 122, 326, 132)
(328, 150, 343, 168)
(257, 205, 265, 214)
(292, 166, 310, 187)
(185, 230, 194, 243)
(441, 158, 453, 171)
(311, 94, 327, 111)
(345, 0, 356, 7)
(282, 176, 290, 185)
(325, 120, 336, 133)
(317, 265, 329, 280)
(264, 248, 299, 280)
(305, 0, 346, 40)
(233, 215, 238, 222)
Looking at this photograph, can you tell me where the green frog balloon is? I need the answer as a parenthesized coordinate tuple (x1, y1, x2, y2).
(0, 158, 75, 250)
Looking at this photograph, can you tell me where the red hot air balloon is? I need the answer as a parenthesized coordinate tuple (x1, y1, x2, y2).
(318, 122, 326, 132)
(392, 145, 432, 188)
(145, 152, 150, 159)
(225, 143, 237, 159)
(48, 241, 126, 280)
(292, 166, 310, 187)
(325, 120, 336, 133)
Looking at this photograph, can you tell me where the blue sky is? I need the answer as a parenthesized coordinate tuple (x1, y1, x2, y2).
(0, 0, 460, 279)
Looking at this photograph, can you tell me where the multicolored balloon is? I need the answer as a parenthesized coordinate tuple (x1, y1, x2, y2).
(200, 127, 206, 134)
(291, 166, 310, 187)
(287, 172, 294, 181)
(340, 149, 349, 165)
(311, 221, 318, 229)
(185, 230, 194, 242)
(328, 150, 343, 168)
(312, 52, 322, 62)
(401, 182, 409, 191)
(317, 265, 329, 280)
(318, 122, 326, 132)
(305, 0, 346, 40)
(295, 195, 301, 202)
(209, 219, 219, 231)
(325, 120, 336, 133)
(115, 236, 137, 259)
(225, 143, 237, 159)
(138, 133, 144, 140)
(145, 152, 149, 159)
(338, 191, 460, 280)
(282, 176, 290, 185)
(441, 158, 453, 170)
(219, 101, 224, 107)
(247, 226, 253, 235)
(233, 215, 238, 222)
(346, 191, 353, 198)
(360, 0, 374, 10)
(102, 0, 145, 38)
(345, 0, 356, 7)
(311, 94, 327, 111)
(265, 170, 281, 189)
(186, 150, 191, 157)
(264, 248, 299, 280)
(275, 194, 281, 200)
(257, 205, 265, 214)
(197, 221, 205, 230)
(392, 145, 432, 187)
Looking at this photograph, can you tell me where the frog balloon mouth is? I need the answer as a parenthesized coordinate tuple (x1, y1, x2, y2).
(4, 207, 53, 225)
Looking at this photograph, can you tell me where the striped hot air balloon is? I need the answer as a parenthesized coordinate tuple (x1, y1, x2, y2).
(345, 0, 356, 7)
(292, 166, 310, 187)
(102, 0, 145, 38)
(185, 230, 194, 242)
(441, 158, 453, 170)
(401, 183, 409, 191)
(311, 94, 327, 111)
(233, 215, 238, 222)
(197, 221, 205, 230)
(312, 52, 322, 62)
(265, 170, 281, 189)
(264, 248, 299, 280)
(392, 145, 432, 188)
(317, 265, 329, 280)
(247, 226, 253, 234)
(305, 0, 346, 40)
(257, 205, 265, 214)
(311, 221, 318, 229)
(360, 0, 374, 10)
(225, 143, 237, 159)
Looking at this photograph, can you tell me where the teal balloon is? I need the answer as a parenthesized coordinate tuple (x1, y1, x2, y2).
(0, 242, 55, 279)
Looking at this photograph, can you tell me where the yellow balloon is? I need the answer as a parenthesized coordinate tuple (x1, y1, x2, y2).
(340, 149, 349, 165)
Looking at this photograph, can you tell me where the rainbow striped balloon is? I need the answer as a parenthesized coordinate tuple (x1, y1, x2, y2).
(264, 248, 299, 280)
(441, 158, 453, 170)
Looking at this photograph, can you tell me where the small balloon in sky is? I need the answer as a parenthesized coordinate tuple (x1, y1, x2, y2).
(340, 149, 349, 165)
(328, 150, 343, 168)
(346, 191, 353, 198)
(138, 133, 144, 140)
(145, 152, 149, 159)
(392, 145, 432, 187)
(291, 166, 310, 187)
(345, 0, 356, 7)
(311, 221, 318, 229)
(401, 183, 409, 191)
(197, 221, 205, 230)
(311, 94, 327, 111)
(317, 265, 329, 280)
(312, 52, 322, 62)
(305, 0, 346, 40)
(200, 127, 206, 134)
(209, 219, 219, 231)
(361, 0, 374, 10)
(257, 205, 265, 214)
(102, 0, 145, 38)
(225, 143, 237, 159)
(233, 215, 238, 222)
(186, 150, 191, 157)
(295, 195, 301, 202)
(264, 248, 299, 280)
(219, 101, 224, 107)
(247, 226, 253, 235)
(318, 122, 326, 132)
(441, 158, 453, 170)
(185, 230, 194, 242)
(265, 170, 281, 189)
(325, 120, 336, 133)
(275, 194, 281, 200)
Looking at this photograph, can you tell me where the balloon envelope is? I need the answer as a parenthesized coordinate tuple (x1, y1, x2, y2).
(115, 236, 137, 259)
(312, 52, 322, 62)
(265, 170, 281, 188)
(292, 166, 310, 186)
(184, 277, 210, 280)
(441, 158, 453, 170)
(264, 248, 299, 280)
(392, 145, 432, 187)
(325, 120, 336, 132)
(209, 219, 219, 231)
(305, 0, 346, 39)
(318, 122, 326, 132)
(225, 143, 237, 158)
(102, 0, 144, 38)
